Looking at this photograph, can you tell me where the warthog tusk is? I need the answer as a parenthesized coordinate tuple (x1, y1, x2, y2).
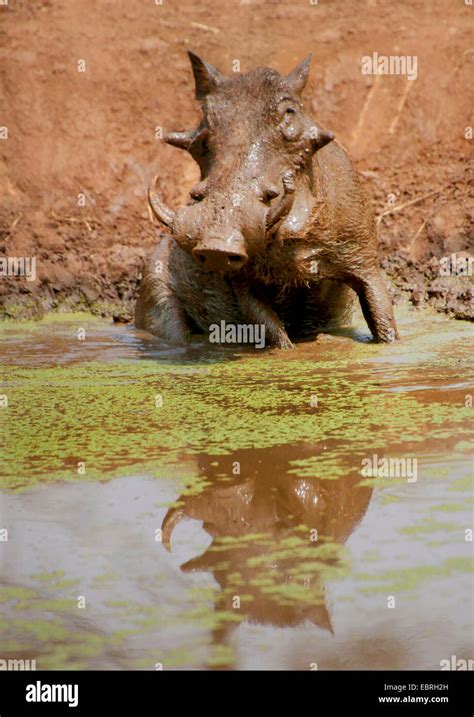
(147, 175, 176, 228)
(161, 506, 186, 551)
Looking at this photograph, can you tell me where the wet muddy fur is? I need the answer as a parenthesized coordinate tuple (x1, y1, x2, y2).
(136, 52, 398, 347)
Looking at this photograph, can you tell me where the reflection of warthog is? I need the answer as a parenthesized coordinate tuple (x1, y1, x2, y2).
(162, 447, 373, 638)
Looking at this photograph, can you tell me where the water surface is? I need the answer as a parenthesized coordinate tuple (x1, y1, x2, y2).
(0, 307, 472, 669)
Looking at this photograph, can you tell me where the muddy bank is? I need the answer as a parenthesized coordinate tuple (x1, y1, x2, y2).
(0, 0, 472, 323)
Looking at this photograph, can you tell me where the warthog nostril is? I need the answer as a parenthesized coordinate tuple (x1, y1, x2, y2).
(192, 247, 247, 272)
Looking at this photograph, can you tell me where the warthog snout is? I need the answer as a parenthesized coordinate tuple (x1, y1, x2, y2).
(192, 231, 248, 272)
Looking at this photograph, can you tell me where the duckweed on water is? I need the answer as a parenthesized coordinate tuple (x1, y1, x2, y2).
(1, 355, 471, 490)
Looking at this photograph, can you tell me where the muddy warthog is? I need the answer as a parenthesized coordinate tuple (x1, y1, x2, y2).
(136, 52, 398, 347)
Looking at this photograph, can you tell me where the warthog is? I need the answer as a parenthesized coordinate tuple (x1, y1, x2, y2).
(136, 52, 398, 347)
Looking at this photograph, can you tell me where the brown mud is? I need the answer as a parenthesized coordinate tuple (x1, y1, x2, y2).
(0, 0, 472, 323)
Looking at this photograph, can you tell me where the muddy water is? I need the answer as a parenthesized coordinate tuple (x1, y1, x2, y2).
(0, 306, 472, 670)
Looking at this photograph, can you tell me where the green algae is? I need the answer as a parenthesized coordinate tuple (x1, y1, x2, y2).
(400, 519, 462, 536)
(1, 346, 472, 490)
(288, 454, 351, 480)
(357, 556, 474, 595)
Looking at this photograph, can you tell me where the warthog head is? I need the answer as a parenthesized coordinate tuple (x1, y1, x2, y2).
(149, 52, 334, 273)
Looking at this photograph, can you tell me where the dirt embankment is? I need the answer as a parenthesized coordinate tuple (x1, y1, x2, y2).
(0, 0, 472, 322)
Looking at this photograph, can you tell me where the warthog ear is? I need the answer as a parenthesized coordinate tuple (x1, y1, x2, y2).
(187, 51, 224, 100)
(286, 54, 312, 93)
(310, 126, 335, 152)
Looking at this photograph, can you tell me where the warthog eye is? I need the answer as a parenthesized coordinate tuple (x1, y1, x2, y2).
(190, 182, 207, 201)
(261, 186, 280, 203)
(277, 98, 299, 118)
